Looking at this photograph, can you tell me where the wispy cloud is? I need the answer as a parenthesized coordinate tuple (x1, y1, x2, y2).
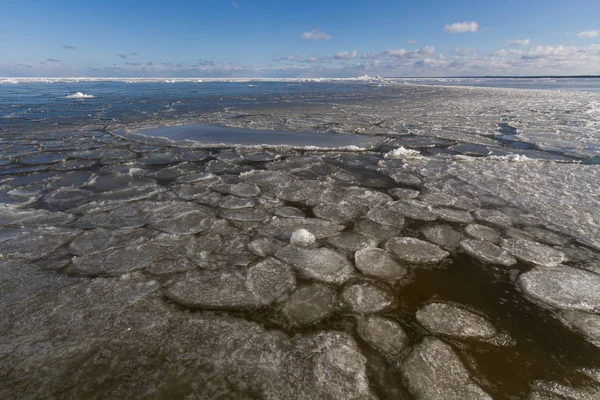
(506, 39, 530, 47)
(454, 48, 475, 56)
(46, 58, 60, 62)
(63, 45, 75, 50)
(301, 29, 331, 41)
(125, 62, 141, 66)
(274, 55, 301, 62)
(385, 46, 435, 59)
(196, 59, 215, 66)
(444, 21, 478, 33)
(146, 61, 154, 66)
(130, 52, 138, 56)
(334, 50, 357, 60)
(577, 30, 599, 39)
(360, 51, 387, 59)
(301, 56, 331, 63)
(232, 1, 239, 8)
(117, 54, 128, 59)
(406, 40, 416, 44)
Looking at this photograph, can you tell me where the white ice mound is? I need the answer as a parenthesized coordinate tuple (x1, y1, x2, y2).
(290, 229, 316, 247)
(65, 92, 95, 99)
(487, 154, 534, 162)
(384, 147, 421, 159)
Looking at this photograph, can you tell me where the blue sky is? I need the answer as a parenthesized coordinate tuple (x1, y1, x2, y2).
(1, 0, 599, 77)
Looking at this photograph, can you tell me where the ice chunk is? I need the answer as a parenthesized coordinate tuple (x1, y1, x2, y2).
(248, 237, 284, 257)
(342, 282, 396, 314)
(387, 200, 437, 221)
(266, 217, 345, 239)
(313, 202, 367, 225)
(165, 268, 258, 310)
(460, 239, 517, 266)
(431, 207, 474, 224)
(416, 302, 498, 338)
(171, 184, 211, 200)
(228, 182, 261, 198)
(0, 208, 74, 227)
(501, 238, 565, 267)
(219, 195, 256, 209)
(69, 227, 156, 255)
(524, 227, 570, 246)
(275, 245, 354, 284)
(421, 224, 465, 251)
(465, 224, 501, 244)
(221, 208, 269, 223)
(354, 248, 408, 281)
(149, 204, 216, 235)
(559, 310, 600, 348)
(43, 188, 93, 211)
(527, 381, 599, 400)
(474, 209, 513, 227)
(282, 284, 337, 326)
(354, 218, 402, 241)
(246, 258, 296, 305)
(1, 227, 81, 260)
(326, 232, 379, 253)
(388, 188, 420, 199)
(274, 206, 305, 218)
(357, 316, 409, 356)
(517, 266, 600, 311)
(401, 337, 492, 400)
(385, 237, 449, 264)
(290, 229, 316, 247)
(69, 241, 161, 277)
(342, 186, 393, 208)
(365, 208, 405, 228)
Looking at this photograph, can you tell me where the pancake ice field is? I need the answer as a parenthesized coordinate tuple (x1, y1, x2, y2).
(1, 79, 600, 399)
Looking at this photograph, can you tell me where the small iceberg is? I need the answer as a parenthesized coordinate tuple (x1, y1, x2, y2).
(65, 92, 94, 99)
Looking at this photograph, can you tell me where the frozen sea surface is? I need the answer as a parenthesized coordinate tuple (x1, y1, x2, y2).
(1, 80, 600, 399)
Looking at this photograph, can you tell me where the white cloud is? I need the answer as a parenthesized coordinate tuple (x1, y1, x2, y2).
(577, 30, 599, 39)
(406, 40, 416, 44)
(506, 39, 530, 47)
(444, 21, 478, 33)
(301, 29, 331, 41)
(417, 46, 435, 56)
(360, 51, 387, 59)
(334, 50, 357, 60)
(521, 45, 570, 59)
(388, 49, 407, 58)
(232, 1, 239, 8)
(490, 49, 523, 57)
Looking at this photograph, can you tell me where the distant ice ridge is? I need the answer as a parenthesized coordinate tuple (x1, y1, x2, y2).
(0, 76, 385, 84)
(65, 92, 95, 99)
